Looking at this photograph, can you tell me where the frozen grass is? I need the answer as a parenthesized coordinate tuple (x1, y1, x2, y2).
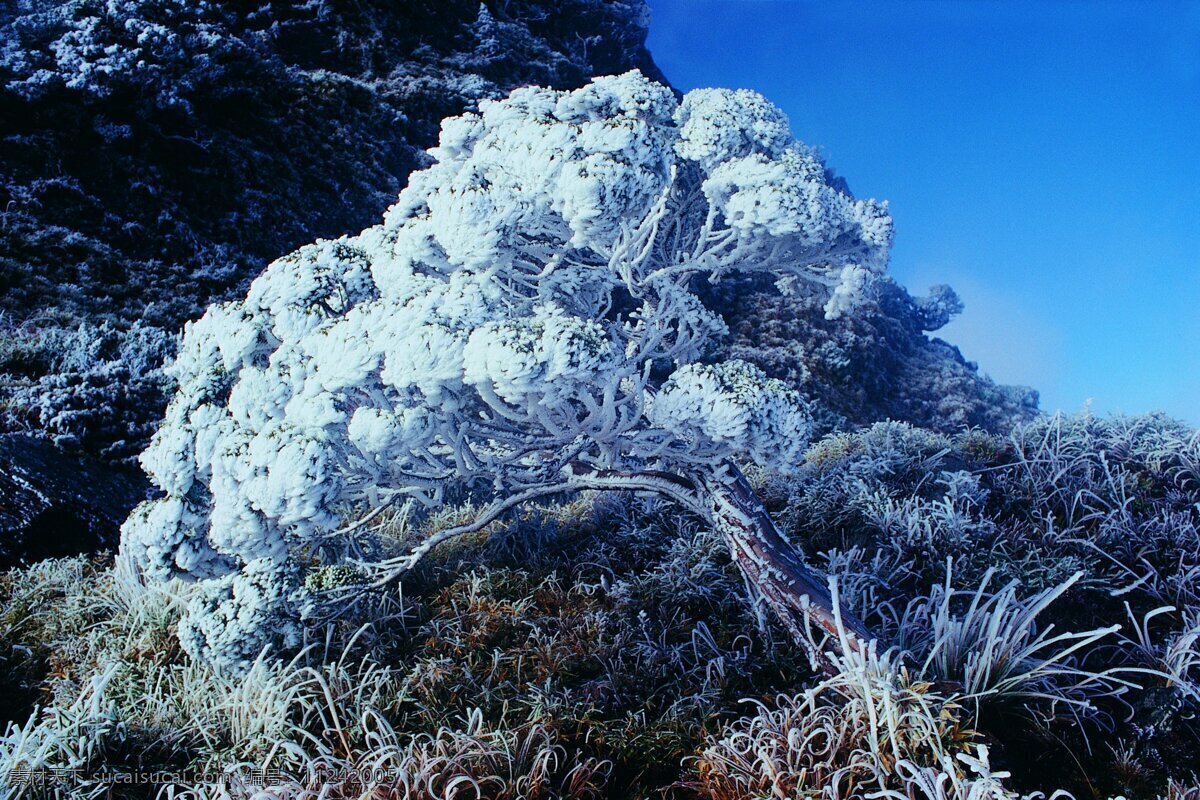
(0, 496, 804, 797)
(897, 570, 1129, 724)
(1, 412, 1198, 798)
(693, 647, 998, 800)
(163, 711, 612, 800)
(756, 412, 1200, 793)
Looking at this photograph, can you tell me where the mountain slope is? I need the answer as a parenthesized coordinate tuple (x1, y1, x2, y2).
(0, 0, 666, 458)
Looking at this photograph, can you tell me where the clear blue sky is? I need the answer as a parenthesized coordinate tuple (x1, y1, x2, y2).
(647, 0, 1200, 424)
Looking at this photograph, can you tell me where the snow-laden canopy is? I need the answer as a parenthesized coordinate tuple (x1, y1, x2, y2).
(121, 70, 892, 669)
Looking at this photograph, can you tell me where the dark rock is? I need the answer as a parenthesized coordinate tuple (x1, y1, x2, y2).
(711, 275, 1039, 436)
(0, 434, 147, 567)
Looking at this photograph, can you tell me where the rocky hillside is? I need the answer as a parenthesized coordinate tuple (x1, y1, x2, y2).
(0, 0, 665, 460)
(713, 276, 1038, 436)
(0, 0, 1036, 564)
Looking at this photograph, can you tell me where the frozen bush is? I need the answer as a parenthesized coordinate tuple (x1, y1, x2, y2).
(122, 70, 893, 670)
(3, 320, 177, 459)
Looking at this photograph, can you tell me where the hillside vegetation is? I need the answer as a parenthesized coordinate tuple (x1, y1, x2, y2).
(0, 0, 1031, 462)
(2, 412, 1198, 798)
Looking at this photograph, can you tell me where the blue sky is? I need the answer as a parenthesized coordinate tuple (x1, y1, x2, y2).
(647, 0, 1200, 424)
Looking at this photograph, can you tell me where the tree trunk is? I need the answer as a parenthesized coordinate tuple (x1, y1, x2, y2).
(701, 464, 871, 664)
(566, 461, 872, 667)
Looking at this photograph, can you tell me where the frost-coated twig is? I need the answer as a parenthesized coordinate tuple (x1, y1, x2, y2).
(356, 460, 873, 672)
(360, 480, 576, 586)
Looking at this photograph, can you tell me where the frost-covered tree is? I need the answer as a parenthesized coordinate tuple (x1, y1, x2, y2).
(121, 71, 890, 670)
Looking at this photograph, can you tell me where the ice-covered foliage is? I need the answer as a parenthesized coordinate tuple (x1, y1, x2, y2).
(752, 412, 1200, 787)
(120, 70, 892, 670)
(0, 317, 175, 459)
(694, 649, 1003, 800)
(0, 0, 665, 458)
(651, 361, 813, 469)
(767, 413, 1200, 600)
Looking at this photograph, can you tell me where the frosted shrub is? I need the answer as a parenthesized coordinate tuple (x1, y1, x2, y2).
(714, 277, 1038, 436)
(121, 70, 893, 670)
(2, 319, 177, 459)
